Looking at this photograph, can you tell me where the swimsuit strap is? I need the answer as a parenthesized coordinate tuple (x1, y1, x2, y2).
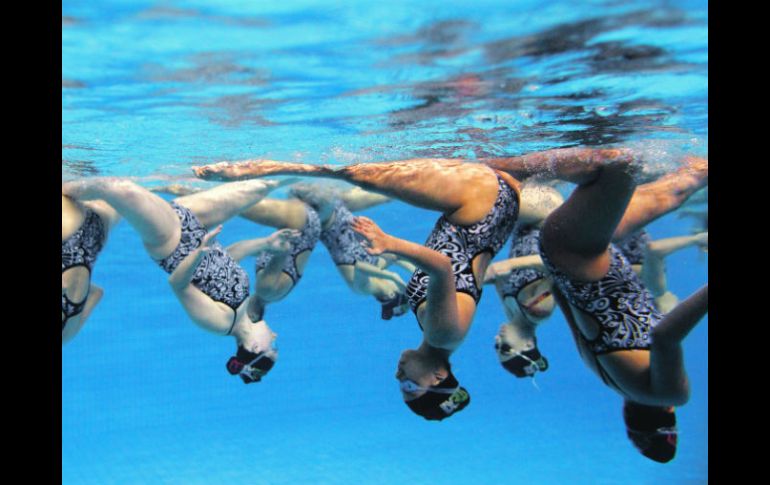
(61, 292, 88, 330)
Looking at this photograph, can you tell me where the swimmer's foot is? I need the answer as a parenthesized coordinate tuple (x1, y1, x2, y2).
(623, 401, 678, 463)
(377, 292, 409, 320)
(192, 161, 259, 181)
(682, 155, 708, 176)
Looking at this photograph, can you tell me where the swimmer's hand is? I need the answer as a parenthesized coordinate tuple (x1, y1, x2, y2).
(169, 225, 222, 290)
(263, 228, 302, 255)
(351, 216, 393, 256)
(201, 225, 223, 250)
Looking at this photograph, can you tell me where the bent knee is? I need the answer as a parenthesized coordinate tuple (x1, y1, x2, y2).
(659, 384, 690, 407)
(255, 274, 294, 301)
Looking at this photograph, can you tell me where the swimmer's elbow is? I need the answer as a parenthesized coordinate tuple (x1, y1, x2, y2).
(168, 275, 190, 292)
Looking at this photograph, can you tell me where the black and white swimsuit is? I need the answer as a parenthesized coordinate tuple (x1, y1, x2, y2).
(615, 229, 650, 266)
(156, 202, 251, 313)
(256, 204, 321, 284)
(539, 240, 662, 355)
(500, 224, 546, 300)
(406, 174, 519, 315)
(320, 200, 381, 267)
(62, 209, 106, 330)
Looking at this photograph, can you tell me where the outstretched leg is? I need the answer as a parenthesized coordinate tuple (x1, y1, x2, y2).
(194, 158, 501, 224)
(614, 156, 708, 240)
(174, 179, 284, 229)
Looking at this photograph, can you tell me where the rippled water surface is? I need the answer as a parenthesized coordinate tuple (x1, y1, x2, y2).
(62, 1, 708, 483)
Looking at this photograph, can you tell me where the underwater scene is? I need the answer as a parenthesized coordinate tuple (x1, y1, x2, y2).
(62, 0, 708, 483)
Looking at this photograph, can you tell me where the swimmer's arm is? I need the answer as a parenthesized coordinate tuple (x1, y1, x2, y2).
(61, 286, 103, 344)
(79, 284, 104, 322)
(342, 187, 392, 211)
(355, 220, 463, 348)
(168, 236, 233, 334)
(483, 255, 546, 284)
(646, 232, 707, 258)
(379, 253, 417, 273)
(354, 261, 407, 291)
(170, 284, 235, 335)
(168, 225, 222, 287)
(226, 229, 299, 262)
(385, 237, 460, 347)
(394, 259, 417, 273)
(226, 238, 277, 263)
(380, 238, 452, 283)
(62, 285, 104, 346)
(483, 147, 635, 184)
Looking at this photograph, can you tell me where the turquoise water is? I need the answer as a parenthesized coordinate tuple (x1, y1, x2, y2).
(62, 1, 708, 483)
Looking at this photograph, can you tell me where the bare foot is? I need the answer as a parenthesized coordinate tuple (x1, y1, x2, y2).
(681, 156, 708, 178)
(192, 161, 252, 181)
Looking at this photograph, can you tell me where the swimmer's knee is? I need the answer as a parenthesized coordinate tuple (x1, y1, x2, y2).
(255, 275, 294, 301)
(659, 383, 690, 407)
(650, 324, 682, 348)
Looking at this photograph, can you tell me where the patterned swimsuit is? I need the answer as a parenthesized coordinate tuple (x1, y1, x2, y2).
(615, 229, 650, 266)
(406, 175, 519, 318)
(320, 200, 381, 267)
(500, 224, 546, 300)
(157, 202, 251, 314)
(256, 204, 321, 284)
(62, 209, 106, 330)
(539, 239, 662, 355)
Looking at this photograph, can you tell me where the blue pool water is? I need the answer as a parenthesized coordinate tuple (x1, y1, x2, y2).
(62, 1, 708, 483)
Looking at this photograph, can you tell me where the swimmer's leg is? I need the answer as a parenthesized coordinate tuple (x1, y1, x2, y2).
(640, 233, 707, 311)
(174, 179, 284, 229)
(614, 156, 708, 239)
(648, 284, 708, 406)
(239, 198, 309, 230)
(195, 158, 500, 222)
(254, 258, 296, 303)
(483, 147, 632, 183)
(62, 177, 181, 259)
(540, 158, 640, 281)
